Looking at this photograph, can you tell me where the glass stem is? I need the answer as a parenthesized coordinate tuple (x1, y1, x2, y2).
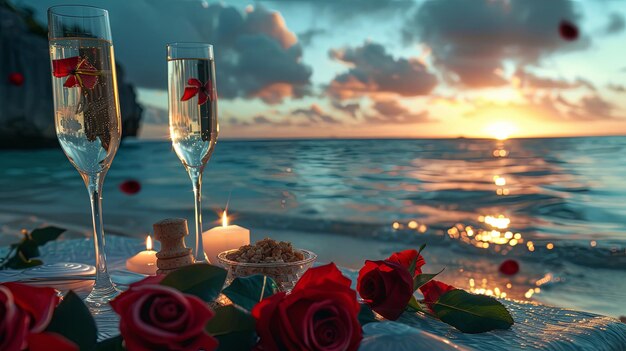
(85, 173, 117, 310)
(189, 167, 207, 263)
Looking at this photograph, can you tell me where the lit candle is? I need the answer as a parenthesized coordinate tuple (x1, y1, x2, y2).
(126, 235, 158, 275)
(203, 210, 250, 265)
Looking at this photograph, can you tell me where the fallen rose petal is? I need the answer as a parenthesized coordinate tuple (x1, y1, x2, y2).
(119, 180, 141, 195)
(499, 259, 519, 276)
(559, 20, 579, 41)
(8, 72, 24, 86)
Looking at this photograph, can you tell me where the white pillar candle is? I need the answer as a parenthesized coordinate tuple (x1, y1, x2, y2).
(126, 236, 158, 275)
(203, 210, 250, 266)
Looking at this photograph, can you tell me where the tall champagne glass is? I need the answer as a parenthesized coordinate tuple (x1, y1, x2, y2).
(167, 43, 218, 263)
(48, 5, 120, 311)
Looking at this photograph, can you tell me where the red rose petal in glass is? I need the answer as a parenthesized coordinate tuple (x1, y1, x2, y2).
(188, 78, 203, 87)
(181, 86, 199, 101)
(76, 59, 99, 89)
(52, 56, 80, 78)
(63, 75, 79, 88)
(119, 180, 141, 195)
(197, 90, 209, 105)
(559, 20, 579, 41)
(499, 259, 520, 275)
(8, 72, 24, 86)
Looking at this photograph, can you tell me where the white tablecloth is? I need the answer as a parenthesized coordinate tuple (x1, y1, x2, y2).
(2, 236, 625, 350)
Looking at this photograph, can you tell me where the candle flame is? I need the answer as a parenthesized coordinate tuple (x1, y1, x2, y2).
(146, 235, 153, 250)
(222, 210, 228, 227)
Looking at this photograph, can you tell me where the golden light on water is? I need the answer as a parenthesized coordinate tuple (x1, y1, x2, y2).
(447, 216, 523, 250)
(391, 220, 428, 233)
(483, 215, 510, 229)
(493, 175, 507, 186)
(486, 121, 517, 140)
(468, 277, 508, 298)
(493, 148, 508, 157)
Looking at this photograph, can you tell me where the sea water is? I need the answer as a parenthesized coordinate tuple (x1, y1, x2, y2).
(0, 137, 625, 316)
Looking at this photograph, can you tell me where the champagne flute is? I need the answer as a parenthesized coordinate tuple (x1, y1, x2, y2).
(48, 5, 120, 311)
(167, 43, 218, 263)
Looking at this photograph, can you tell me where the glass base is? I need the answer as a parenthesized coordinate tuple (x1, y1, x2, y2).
(85, 284, 120, 314)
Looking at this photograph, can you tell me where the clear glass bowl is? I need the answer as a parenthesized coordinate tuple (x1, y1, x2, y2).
(217, 249, 317, 292)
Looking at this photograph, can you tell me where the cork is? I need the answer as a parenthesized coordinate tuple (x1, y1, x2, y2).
(153, 218, 194, 275)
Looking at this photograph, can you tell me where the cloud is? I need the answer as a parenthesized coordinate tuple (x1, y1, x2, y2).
(252, 115, 273, 124)
(332, 101, 361, 119)
(515, 69, 595, 90)
(272, 0, 414, 20)
(605, 13, 625, 34)
(404, 0, 587, 87)
(608, 84, 626, 92)
(228, 33, 311, 103)
(298, 28, 326, 46)
(293, 104, 342, 124)
(328, 42, 437, 99)
(38, 1, 312, 104)
(569, 95, 616, 120)
(366, 98, 430, 124)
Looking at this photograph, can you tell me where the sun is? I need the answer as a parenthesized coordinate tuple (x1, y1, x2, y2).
(485, 121, 517, 140)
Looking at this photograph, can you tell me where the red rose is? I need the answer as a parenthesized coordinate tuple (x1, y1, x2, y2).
(0, 282, 69, 351)
(356, 260, 413, 320)
(252, 263, 362, 351)
(27, 332, 78, 351)
(110, 276, 217, 351)
(387, 249, 425, 276)
(419, 280, 456, 312)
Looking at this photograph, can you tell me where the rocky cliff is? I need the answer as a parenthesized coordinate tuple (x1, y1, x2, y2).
(0, 4, 142, 149)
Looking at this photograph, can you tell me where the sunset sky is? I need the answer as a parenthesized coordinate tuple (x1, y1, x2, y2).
(19, 0, 626, 139)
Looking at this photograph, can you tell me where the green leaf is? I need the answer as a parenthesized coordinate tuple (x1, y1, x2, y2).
(222, 275, 279, 311)
(413, 268, 444, 291)
(406, 296, 424, 312)
(417, 243, 426, 256)
(5, 252, 43, 269)
(18, 238, 40, 258)
(46, 291, 97, 351)
(358, 304, 378, 325)
(432, 289, 514, 334)
(160, 264, 227, 302)
(206, 305, 256, 350)
(95, 335, 125, 351)
(30, 226, 66, 246)
(407, 256, 418, 277)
